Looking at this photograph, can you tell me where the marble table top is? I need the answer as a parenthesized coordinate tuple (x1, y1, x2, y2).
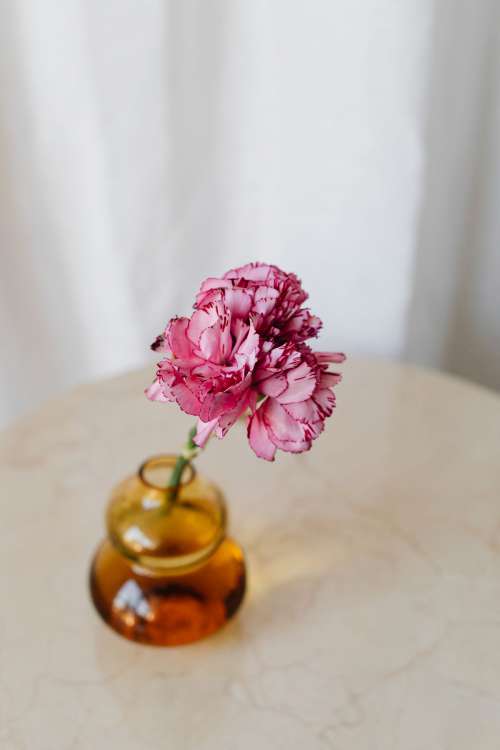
(1, 358, 500, 750)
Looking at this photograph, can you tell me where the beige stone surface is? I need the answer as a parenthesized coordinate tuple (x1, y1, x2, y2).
(1, 358, 500, 749)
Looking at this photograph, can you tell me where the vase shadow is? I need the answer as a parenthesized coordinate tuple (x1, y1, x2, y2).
(237, 485, 441, 640)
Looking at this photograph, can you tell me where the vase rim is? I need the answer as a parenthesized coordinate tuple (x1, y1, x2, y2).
(138, 454, 196, 490)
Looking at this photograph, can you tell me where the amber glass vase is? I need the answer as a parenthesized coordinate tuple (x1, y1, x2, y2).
(89, 456, 246, 646)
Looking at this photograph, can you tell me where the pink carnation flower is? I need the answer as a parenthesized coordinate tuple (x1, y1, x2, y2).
(146, 263, 345, 461)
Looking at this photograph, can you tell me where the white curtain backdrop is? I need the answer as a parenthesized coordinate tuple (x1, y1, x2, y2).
(0, 0, 499, 428)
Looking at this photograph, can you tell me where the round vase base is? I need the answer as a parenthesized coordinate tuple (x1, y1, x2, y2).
(89, 538, 246, 646)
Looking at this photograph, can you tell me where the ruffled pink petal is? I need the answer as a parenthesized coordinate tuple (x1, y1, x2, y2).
(229, 372, 253, 398)
(233, 321, 259, 370)
(265, 433, 312, 453)
(258, 373, 288, 398)
(277, 361, 317, 404)
(312, 387, 336, 417)
(253, 367, 274, 384)
(215, 302, 232, 358)
(194, 288, 220, 309)
(254, 285, 279, 302)
(282, 310, 322, 341)
(253, 287, 280, 317)
(199, 390, 239, 423)
(194, 279, 233, 310)
(319, 371, 342, 388)
(198, 324, 223, 363)
(248, 408, 276, 461)
(247, 390, 258, 414)
(166, 317, 193, 358)
(194, 417, 218, 447)
(315, 352, 346, 365)
(263, 398, 305, 443)
(191, 361, 221, 378)
(145, 379, 173, 402)
(195, 305, 232, 364)
(171, 382, 202, 416)
(198, 277, 232, 294)
(305, 418, 325, 440)
(215, 390, 254, 438)
(281, 398, 320, 423)
(187, 307, 218, 345)
(224, 288, 252, 318)
(199, 371, 253, 422)
(264, 344, 301, 370)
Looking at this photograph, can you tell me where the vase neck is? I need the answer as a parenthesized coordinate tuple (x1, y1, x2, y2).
(106, 455, 226, 574)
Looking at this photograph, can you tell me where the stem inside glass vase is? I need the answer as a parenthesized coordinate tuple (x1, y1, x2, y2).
(168, 425, 200, 501)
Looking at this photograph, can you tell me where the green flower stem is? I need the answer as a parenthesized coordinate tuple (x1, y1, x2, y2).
(168, 425, 199, 501)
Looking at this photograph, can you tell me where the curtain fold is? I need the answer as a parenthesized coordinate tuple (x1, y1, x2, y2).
(406, 0, 500, 391)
